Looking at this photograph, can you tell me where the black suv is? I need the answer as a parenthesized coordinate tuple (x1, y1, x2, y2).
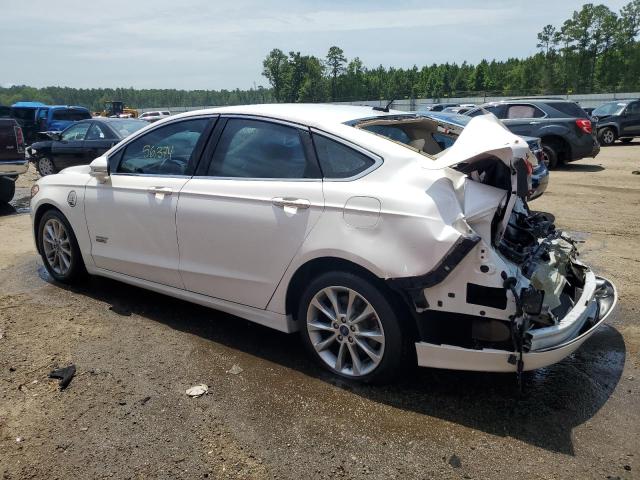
(465, 98, 599, 168)
(592, 100, 640, 146)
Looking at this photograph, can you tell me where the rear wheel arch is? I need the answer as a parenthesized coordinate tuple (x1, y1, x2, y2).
(540, 134, 571, 163)
(285, 257, 416, 335)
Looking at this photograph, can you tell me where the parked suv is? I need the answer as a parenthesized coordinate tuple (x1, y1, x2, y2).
(465, 98, 599, 168)
(592, 100, 640, 146)
(0, 118, 27, 203)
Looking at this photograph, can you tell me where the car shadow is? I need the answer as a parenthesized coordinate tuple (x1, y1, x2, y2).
(557, 163, 605, 172)
(46, 271, 625, 456)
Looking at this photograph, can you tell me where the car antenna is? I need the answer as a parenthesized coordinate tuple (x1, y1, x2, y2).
(372, 99, 395, 112)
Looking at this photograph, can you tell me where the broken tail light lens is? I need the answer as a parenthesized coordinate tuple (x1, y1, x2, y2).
(576, 119, 592, 135)
(14, 126, 25, 153)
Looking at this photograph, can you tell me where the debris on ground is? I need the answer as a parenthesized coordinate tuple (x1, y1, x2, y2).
(632, 170, 640, 175)
(448, 454, 462, 468)
(226, 364, 243, 375)
(185, 384, 208, 397)
(48, 364, 76, 390)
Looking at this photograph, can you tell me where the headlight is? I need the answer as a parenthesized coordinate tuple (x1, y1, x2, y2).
(31, 184, 39, 198)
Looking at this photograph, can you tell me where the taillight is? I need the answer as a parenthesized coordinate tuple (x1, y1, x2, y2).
(14, 126, 25, 153)
(576, 118, 592, 134)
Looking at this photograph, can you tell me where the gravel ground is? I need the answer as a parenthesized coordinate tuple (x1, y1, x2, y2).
(1, 148, 639, 479)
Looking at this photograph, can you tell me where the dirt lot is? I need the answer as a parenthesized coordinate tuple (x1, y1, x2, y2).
(1, 150, 639, 480)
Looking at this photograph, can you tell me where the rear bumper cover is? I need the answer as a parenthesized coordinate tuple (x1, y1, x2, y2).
(415, 275, 617, 372)
(0, 159, 28, 176)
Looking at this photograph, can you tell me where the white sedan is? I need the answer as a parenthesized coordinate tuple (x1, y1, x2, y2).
(30, 104, 617, 383)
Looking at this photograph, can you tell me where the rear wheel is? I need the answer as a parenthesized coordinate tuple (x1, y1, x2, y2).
(541, 143, 559, 169)
(621, 138, 633, 144)
(598, 127, 616, 146)
(0, 177, 16, 203)
(37, 209, 85, 283)
(298, 271, 407, 384)
(37, 157, 57, 176)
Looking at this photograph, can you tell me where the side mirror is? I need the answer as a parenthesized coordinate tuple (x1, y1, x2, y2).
(89, 157, 109, 183)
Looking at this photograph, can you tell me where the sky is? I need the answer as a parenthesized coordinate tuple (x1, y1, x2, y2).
(0, 0, 631, 90)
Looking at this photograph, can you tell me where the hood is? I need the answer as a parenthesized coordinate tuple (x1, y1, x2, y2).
(426, 114, 531, 170)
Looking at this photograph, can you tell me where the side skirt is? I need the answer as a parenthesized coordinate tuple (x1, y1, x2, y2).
(89, 266, 297, 333)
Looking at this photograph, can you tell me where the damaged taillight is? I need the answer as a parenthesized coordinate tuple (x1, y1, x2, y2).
(14, 126, 24, 153)
(575, 119, 592, 135)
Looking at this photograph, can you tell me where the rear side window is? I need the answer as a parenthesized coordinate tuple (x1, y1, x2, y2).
(506, 105, 545, 119)
(52, 109, 92, 121)
(86, 123, 115, 140)
(551, 102, 588, 118)
(117, 118, 208, 175)
(626, 102, 640, 115)
(61, 122, 90, 141)
(207, 118, 315, 179)
(312, 134, 376, 179)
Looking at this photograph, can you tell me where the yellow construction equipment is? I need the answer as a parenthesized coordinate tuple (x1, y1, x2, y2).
(94, 101, 139, 118)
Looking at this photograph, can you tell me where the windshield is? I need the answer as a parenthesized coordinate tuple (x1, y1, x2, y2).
(593, 102, 627, 117)
(108, 120, 147, 137)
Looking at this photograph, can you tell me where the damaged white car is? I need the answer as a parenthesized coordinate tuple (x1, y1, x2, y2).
(30, 104, 617, 383)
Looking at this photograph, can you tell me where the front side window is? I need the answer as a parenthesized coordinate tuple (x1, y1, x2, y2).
(312, 134, 375, 179)
(61, 122, 90, 141)
(116, 118, 208, 175)
(207, 118, 313, 179)
(626, 102, 640, 115)
(506, 104, 545, 119)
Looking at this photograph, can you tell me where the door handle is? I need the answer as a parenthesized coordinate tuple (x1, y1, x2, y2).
(147, 186, 173, 196)
(271, 197, 311, 209)
(529, 121, 541, 125)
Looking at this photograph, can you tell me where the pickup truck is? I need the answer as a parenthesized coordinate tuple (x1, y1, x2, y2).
(0, 118, 28, 203)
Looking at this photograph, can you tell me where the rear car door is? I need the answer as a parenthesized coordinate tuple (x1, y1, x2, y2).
(51, 122, 91, 169)
(85, 116, 214, 288)
(176, 116, 324, 308)
(620, 101, 640, 136)
(500, 104, 546, 136)
(84, 122, 118, 162)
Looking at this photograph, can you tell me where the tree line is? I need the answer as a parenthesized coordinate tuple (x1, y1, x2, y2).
(1, 1, 639, 110)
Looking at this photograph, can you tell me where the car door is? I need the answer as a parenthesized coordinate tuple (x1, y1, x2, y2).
(176, 116, 324, 308)
(500, 104, 546, 136)
(52, 122, 91, 169)
(620, 101, 640, 136)
(85, 116, 214, 288)
(83, 122, 118, 162)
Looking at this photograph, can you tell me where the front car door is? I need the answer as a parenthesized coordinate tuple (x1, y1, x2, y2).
(85, 116, 214, 288)
(177, 116, 325, 308)
(52, 122, 91, 169)
(620, 101, 640, 136)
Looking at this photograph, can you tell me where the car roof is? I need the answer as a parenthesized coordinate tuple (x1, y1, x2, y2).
(12, 101, 47, 108)
(46, 105, 90, 111)
(93, 117, 146, 124)
(176, 103, 404, 128)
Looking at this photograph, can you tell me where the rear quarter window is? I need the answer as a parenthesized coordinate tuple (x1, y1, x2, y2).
(549, 102, 588, 118)
(312, 134, 377, 179)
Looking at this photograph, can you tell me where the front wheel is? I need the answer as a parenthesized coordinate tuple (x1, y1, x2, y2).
(598, 127, 616, 146)
(36, 157, 57, 176)
(298, 271, 408, 383)
(37, 209, 85, 283)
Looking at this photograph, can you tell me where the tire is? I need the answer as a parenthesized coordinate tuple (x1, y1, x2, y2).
(37, 209, 86, 284)
(621, 138, 633, 144)
(0, 177, 16, 203)
(598, 127, 617, 146)
(298, 271, 408, 384)
(37, 156, 57, 176)
(541, 143, 559, 169)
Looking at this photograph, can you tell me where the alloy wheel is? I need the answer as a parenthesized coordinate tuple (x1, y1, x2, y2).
(38, 157, 55, 176)
(42, 218, 72, 276)
(306, 286, 385, 377)
(602, 129, 615, 145)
